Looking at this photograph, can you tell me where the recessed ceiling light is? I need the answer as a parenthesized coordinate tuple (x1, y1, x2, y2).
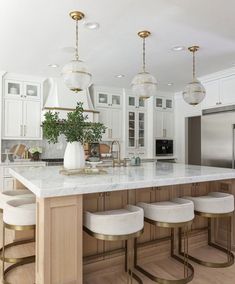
(116, 74, 125, 78)
(172, 46, 185, 51)
(84, 22, 100, 30)
(167, 82, 173, 86)
(48, 64, 59, 68)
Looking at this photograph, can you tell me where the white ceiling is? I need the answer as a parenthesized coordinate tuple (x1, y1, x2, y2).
(1, 0, 235, 92)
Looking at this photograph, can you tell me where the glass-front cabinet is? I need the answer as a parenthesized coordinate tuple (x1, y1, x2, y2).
(127, 110, 146, 156)
(97, 92, 122, 108)
(156, 97, 173, 111)
(128, 95, 145, 109)
(5, 80, 40, 100)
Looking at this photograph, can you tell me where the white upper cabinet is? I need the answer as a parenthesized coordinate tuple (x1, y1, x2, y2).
(4, 99, 23, 138)
(201, 74, 235, 109)
(155, 97, 174, 111)
(3, 76, 43, 140)
(98, 108, 122, 141)
(155, 111, 174, 139)
(96, 92, 122, 109)
(127, 95, 145, 109)
(5, 80, 40, 100)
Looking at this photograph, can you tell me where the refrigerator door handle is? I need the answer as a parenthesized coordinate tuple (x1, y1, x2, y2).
(232, 125, 235, 169)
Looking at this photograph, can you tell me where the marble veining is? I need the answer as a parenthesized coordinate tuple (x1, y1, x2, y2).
(9, 162, 235, 198)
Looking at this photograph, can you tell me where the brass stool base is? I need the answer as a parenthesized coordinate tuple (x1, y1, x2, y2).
(84, 226, 144, 284)
(2, 222, 36, 284)
(179, 211, 234, 268)
(134, 219, 194, 284)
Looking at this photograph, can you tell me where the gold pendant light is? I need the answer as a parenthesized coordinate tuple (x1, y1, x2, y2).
(62, 11, 92, 92)
(182, 46, 206, 105)
(131, 31, 157, 99)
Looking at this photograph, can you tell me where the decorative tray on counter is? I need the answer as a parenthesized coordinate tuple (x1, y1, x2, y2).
(60, 168, 108, 176)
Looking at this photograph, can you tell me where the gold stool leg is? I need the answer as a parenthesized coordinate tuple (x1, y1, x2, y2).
(135, 225, 194, 284)
(179, 215, 234, 268)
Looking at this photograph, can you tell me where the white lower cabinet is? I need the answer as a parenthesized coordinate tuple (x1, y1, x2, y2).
(3, 177, 14, 191)
(155, 111, 174, 139)
(98, 108, 122, 141)
(3, 99, 41, 139)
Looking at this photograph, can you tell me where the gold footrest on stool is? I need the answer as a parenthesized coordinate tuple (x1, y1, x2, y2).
(179, 211, 234, 268)
(134, 219, 194, 284)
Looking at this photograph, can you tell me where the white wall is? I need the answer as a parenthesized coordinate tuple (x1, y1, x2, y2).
(174, 92, 201, 163)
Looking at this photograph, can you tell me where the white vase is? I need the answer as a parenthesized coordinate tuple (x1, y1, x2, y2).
(64, 142, 85, 170)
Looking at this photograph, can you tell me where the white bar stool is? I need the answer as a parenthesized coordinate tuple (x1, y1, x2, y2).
(182, 192, 234, 267)
(84, 205, 144, 283)
(136, 198, 195, 284)
(0, 190, 35, 256)
(2, 197, 36, 283)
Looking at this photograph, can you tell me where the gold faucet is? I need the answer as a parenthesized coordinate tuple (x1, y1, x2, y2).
(111, 140, 126, 167)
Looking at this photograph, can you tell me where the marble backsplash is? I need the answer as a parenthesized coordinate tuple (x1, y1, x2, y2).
(2, 136, 67, 159)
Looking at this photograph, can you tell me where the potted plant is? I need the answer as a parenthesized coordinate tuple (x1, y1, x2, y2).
(29, 146, 42, 161)
(42, 103, 106, 170)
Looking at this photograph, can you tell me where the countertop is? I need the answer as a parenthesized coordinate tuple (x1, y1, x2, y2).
(9, 162, 235, 198)
(0, 160, 46, 167)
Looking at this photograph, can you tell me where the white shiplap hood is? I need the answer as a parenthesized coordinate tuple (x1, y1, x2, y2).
(43, 77, 95, 111)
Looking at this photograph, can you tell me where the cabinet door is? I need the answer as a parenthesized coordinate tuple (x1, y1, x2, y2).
(156, 97, 164, 110)
(24, 101, 42, 139)
(220, 76, 235, 105)
(3, 178, 14, 191)
(4, 99, 23, 138)
(128, 111, 136, 148)
(128, 95, 136, 109)
(24, 82, 40, 100)
(5, 80, 23, 99)
(98, 108, 111, 140)
(163, 112, 174, 138)
(111, 94, 122, 109)
(138, 111, 146, 149)
(97, 92, 109, 107)
(155, 111, 164, 138)
(110, 109, 122, 140)
(165, 98, 173, 111)
(201, 80, 220, 109)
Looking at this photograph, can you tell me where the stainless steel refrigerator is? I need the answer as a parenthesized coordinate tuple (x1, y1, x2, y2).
(201, 106, 235, 168)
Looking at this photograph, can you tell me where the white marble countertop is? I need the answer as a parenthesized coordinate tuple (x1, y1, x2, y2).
(0, 161, 46, 166)
(9, 162, 235, 198)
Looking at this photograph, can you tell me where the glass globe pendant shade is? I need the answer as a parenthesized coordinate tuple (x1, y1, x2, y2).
(182, 78, 206, 105)
(131, 71, 157, 98)
(62, 59, 92, 92)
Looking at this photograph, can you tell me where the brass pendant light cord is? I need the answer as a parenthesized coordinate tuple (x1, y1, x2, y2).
(143, 37, 146, 72)
(75, 19, 79, 60)
(192, 50, 196, 79)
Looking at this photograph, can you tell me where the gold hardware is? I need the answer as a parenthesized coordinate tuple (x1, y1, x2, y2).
(138, 31, 151, 38)
(69, 11, 85, 21)
(187, 45, 200, 79)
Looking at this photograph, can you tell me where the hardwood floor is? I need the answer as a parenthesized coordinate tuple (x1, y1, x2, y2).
(0, 243, 234, 284)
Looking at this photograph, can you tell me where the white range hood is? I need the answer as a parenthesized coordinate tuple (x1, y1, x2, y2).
(43, 77, 98, 121)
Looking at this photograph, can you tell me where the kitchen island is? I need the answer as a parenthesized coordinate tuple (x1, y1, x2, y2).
(9, 162, 235, 284)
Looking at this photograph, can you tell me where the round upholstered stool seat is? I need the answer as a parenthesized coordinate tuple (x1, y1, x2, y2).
(84, 205, 144, 283)
(184, 192, 234, 215)
(0, 190, 35, 212)
(137, 198, 194, 225)
(3, 197, 36, 227)
(84, 205, 144, 239)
